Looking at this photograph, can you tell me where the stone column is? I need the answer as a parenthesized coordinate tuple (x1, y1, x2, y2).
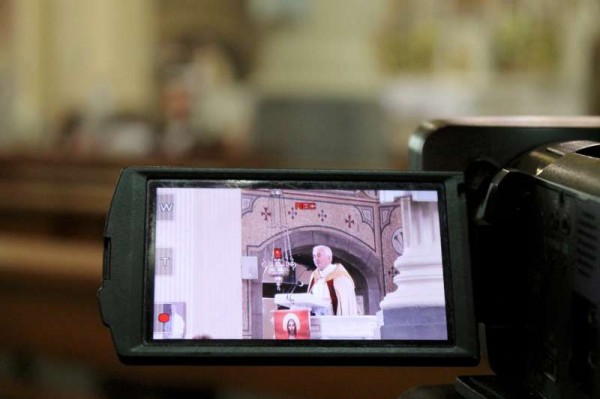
(11, 0, 156, 145)
(378, 193, 447, 340)
(12, 0, 47, 143)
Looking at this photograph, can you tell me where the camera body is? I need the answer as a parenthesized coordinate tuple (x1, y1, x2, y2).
(99, 168, 477, 365)
(411, 117, 600, 398)
(99, 116, 600, 398)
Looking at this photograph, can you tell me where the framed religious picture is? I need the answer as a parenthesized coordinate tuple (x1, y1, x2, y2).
(273, 309, 311, 340)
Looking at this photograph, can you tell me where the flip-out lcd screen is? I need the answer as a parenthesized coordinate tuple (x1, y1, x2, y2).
(148, 181, 450, 343)
(100, 168, 477, 363)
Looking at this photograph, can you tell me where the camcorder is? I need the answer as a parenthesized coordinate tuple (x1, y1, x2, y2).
(410, 117, 600, 398)
(99, 117, 600, 399)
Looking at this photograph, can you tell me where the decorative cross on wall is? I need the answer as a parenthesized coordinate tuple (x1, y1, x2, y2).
(287, 207, 298, 219)
(344, 215, 355, 229)
(387, 267, 398, 279)
(261, 207, 272, 221)
(317, 209, 328, 222)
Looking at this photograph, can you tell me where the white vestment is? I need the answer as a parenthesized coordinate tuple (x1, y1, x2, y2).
(309, 263, 358, 316)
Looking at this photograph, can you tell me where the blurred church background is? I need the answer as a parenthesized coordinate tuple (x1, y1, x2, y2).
(0, 0, 598, 398)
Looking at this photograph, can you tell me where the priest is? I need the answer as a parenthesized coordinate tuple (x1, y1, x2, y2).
(308, 245, 358, 316)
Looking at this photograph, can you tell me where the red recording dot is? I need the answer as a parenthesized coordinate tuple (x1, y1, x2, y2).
(158, 313, 170, 323)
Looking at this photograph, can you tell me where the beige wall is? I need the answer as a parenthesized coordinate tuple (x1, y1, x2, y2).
(11, 0, 156, 144)
(3, 0, 599, 147)
(252, 0, 386, 97)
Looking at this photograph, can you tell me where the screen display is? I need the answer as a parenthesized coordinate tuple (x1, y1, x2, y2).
(148, 181, 450, 342)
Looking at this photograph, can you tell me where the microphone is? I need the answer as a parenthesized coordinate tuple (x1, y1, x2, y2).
(286, 269, 309, 302)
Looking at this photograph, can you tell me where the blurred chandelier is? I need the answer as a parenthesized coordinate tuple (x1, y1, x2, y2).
(262, 189, 295, 290)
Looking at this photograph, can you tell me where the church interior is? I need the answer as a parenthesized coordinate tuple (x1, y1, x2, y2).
(1, 0, 599, 398)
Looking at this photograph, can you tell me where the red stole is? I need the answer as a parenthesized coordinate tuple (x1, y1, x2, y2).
(326, 279, 338, 316)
